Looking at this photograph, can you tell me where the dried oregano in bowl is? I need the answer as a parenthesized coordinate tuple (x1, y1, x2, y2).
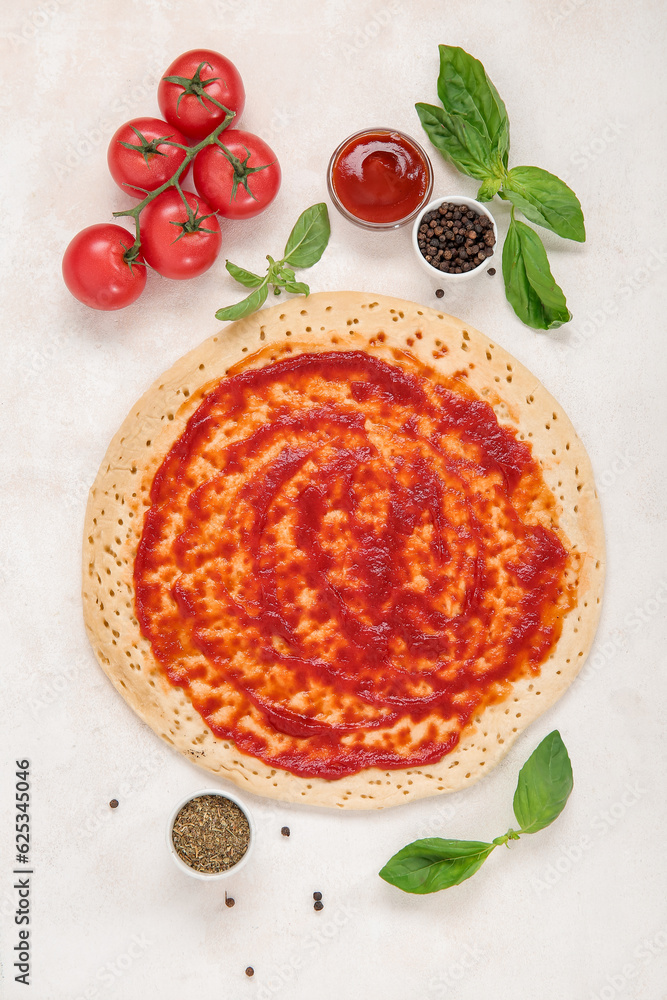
(168, 791, 253, 877)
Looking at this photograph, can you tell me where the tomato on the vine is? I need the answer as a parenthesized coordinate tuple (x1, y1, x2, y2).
(62, 224, 146, 310)
(193, 129, 281, 220)
(157, 49, 245, 141)
(107, 117, 189, 197)
(139, 189, 221, 279)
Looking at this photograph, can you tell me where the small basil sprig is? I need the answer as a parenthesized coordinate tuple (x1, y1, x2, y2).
(215, 202, 330, 322)
(379, 731, 573, 894)
(416, 45, 585, 331)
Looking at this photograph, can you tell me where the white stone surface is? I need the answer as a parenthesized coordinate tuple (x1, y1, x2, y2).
(1, 1, 666, 998)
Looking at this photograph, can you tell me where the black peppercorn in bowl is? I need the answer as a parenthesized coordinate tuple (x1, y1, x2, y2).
(412, 196, 497, 281)
(166, 787, 255, 881)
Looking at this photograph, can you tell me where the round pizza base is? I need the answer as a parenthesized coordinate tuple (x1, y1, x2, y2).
(82, 292, 605, 809)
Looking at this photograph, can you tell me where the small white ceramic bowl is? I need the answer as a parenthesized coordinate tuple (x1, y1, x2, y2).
(166, 787, 255, 881)
(412, 195, 498, 282)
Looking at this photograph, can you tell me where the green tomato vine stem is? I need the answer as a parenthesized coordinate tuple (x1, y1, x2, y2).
(112, 82, 235, 264)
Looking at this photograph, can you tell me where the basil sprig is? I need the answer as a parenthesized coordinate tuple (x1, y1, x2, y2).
(416, 45, 585, 330)
(215, 203, 330, 322)
(379, 731, 573, 894)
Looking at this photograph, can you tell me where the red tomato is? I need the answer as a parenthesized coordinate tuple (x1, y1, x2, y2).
(107, 117, 189, 197)
(139, 189, 222, 279)
(158, 49, 245, 141)
(193, 129, 281, 220)
(62, 224, 146, 310)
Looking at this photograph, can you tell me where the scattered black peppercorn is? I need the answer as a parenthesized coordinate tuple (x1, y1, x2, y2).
(488, 267, 496, 276)
(225, 892, 235, 908)
(313, 891, 322, 900)
(109, 799, 119, 809)
(435, 288, 444, 298)
(314, 901, 324, 911)
(245, 967, 254, 978)
(281, 826, 290, 837)
(417, 202, 495, 275)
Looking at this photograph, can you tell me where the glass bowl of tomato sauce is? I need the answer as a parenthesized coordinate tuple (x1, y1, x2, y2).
(327, 128, 433, 230)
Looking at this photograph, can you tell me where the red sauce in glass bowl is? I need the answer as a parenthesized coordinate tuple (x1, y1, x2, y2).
(328, 129, 433, 229)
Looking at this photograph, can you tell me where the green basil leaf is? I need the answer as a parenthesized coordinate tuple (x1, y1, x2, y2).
(225, 260, 265, 288)
(502, 219, 572, 330)
(513, 730, 574, 834)
(437, 45, 510, 166)
(283, 203, 331, 268)
(379, 838, 495, 894)
(477, 176, 503, 202)
(503, 166, 585, 242)
(215, 282, 268, 322)
(415, 103, 502, 182)
(281, 280, 310, 295)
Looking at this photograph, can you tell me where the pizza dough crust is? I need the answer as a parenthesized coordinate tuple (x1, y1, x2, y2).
(82, 292, 605, 809)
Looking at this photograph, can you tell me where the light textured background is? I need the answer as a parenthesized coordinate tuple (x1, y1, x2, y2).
(1, 1, 666, 998)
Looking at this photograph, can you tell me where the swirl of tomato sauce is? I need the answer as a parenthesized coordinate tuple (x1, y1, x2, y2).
(134, 350, 575, 778)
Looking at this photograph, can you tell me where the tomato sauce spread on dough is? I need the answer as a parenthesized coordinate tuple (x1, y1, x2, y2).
(134, 349, 575, 778)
